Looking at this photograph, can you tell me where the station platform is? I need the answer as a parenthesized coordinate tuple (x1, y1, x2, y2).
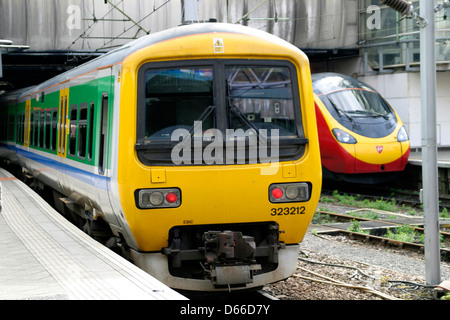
(0, 168, 187, 300)
(408, 148, 450, 168)
(405, 148, 450, 195)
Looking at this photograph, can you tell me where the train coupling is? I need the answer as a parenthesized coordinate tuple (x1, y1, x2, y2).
(163, 223, 283, 287)
(202, 231, 261, 286)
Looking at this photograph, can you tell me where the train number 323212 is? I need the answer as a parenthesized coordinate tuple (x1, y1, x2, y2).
(270, 206, 306, 216)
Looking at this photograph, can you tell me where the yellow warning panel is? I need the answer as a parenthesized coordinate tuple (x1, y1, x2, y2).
(213, 38, 224, 53)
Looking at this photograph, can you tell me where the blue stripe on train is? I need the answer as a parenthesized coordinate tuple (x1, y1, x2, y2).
(1, 143, 110, 191)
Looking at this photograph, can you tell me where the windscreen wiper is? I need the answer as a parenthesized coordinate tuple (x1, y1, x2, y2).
(348, 110, 388, 120)
(229, 104, 268, 145)
(185, 105, 216, 139)
(327, 97, 355, 124)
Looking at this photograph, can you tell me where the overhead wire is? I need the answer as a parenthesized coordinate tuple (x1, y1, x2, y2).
(67, 0, 172, 52)
(96, 0, 172, 51)
(67, 1, 449, 58)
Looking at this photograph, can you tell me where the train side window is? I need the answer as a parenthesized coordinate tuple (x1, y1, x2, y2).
(52, 108, 57, 151)
(39, 110, 45, 148)
(15, 114, 19, 143)
(33, 111, 39, 146)
(30, 112, 34, 146)
(20, 114, 24, 144)
(16, 113, 24, 144)
(88, 102, 94, 161)
(0, 116, 6, 141)
(15, 115, 19, 143)
(69, 104, 78, 156)
(7, 114, 15, 141)
(77, 102, 88, 159)
(98, 94, 108, 175)
(22, 114, 25, 143)
(45, 110, 51, 149)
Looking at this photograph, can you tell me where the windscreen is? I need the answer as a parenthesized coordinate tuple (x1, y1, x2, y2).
(136, 61, 306, 165)
(313, 74, 398, 138)
(326, 88, 393, 117)
(226, 66, 298, 137)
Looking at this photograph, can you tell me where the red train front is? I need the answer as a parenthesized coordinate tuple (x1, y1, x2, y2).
(312, 73, 410, 184)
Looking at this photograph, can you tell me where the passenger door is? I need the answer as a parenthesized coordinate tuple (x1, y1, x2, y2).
(57, 88, 69, 158)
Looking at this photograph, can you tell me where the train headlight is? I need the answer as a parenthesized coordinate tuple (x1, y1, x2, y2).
(269, 183, 311, 203)
(136, 188, 181, 209)
(397, 126, 409, 142)
(332, 128, 357, 144)
(285, 186, 300, 200)
(149, 192, 164, 206)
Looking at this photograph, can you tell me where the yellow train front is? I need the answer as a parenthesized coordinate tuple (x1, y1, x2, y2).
(312, 73, 410, 184)
(116, 24, 322, 291)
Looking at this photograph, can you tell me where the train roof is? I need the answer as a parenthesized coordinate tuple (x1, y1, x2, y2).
(311, 72, 377, 95)
(0, 86, 35, 105)
(1, 23, 301, 104)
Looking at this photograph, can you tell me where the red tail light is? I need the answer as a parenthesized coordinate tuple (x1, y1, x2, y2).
(166, 192, 178, 203)
(271, 187, 283, 199)
(136, 188, 181, 209)
(269, 183, 310, 203)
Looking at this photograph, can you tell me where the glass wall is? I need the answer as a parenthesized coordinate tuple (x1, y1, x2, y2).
(360, 0, 450, 71)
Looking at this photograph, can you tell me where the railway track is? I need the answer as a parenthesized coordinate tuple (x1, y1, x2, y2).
(321, 183, 450, 212)
(311, 208, 450, 260)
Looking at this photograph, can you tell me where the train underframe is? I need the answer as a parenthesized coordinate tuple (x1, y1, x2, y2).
(162, 222, 284, 289)
(131, 241, 299, 292)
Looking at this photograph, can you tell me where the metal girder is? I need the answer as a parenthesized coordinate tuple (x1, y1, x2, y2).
(0, 40, 30, 79)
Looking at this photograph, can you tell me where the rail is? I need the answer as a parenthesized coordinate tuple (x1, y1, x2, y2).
(312, 209, 450, 258)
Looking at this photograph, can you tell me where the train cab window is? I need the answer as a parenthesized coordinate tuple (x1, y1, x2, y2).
(69, 104, 78, 156)
(312, 74, 397, 138)
(225, 66, 297, 137)
(136, 61, 306, 165)
(143, 67, 214, 140)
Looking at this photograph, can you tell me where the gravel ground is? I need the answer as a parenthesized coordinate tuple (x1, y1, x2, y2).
(262, 204, 450, 300)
